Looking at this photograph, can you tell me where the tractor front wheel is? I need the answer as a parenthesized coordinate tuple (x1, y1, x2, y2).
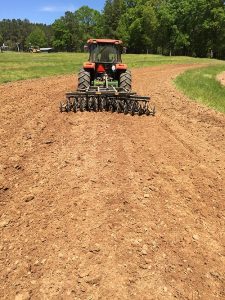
(78, 69, 91, 90)
(119, 70, 132, 91)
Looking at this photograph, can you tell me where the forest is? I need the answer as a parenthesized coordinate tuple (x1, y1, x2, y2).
(0, 0, 225, 58)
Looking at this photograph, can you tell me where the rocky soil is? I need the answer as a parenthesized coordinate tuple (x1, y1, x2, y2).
(0, 64, 225, 299)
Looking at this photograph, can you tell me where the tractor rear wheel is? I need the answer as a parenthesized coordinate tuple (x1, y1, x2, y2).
(78, 69, 91, 90)
(120, 70, 132, 91)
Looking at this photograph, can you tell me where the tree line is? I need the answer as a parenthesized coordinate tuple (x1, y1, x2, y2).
(0, 19, 52, 51)
(1, 0, 225, 58)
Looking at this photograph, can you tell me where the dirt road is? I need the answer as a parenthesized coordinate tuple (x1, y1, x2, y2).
(0, 65, 225, 300)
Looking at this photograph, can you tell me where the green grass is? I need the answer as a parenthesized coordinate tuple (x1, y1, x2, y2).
(0, 52, 87, 83)
(0, 51, 221, 84)
(175, 65, 225, 113)
(124, 54, 219, 68)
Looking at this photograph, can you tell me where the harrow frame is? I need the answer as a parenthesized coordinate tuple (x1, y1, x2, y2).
(60, 86, 155, 116)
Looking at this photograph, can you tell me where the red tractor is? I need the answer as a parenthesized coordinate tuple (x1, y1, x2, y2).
(61, 39, 155, 116)
(78, 39, 131, 91)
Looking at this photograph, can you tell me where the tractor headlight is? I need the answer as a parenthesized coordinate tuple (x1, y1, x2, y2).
(112, 65, 116, 72)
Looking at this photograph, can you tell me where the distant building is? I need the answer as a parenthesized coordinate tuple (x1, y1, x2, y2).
(40, 48, 53, 53)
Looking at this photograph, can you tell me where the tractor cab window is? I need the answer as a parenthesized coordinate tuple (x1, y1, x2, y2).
(90, 44, 121, 63)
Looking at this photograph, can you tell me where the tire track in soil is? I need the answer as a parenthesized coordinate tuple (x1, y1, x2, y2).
(0, 65, 225, 299)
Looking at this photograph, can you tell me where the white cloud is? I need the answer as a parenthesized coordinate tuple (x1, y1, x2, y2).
(40, 4, 76, 12)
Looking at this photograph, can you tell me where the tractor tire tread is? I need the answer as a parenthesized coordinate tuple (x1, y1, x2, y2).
(78, 69, 91, 90)
(120, 70, 132, 91)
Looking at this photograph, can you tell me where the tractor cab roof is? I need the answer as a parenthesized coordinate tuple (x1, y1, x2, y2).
(87, 39, 123, 45)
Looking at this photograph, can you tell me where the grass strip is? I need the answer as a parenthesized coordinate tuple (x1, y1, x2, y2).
(175, 65, 225, 113)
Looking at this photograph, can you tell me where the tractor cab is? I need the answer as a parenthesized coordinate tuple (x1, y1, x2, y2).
(88, 41, 122, 63)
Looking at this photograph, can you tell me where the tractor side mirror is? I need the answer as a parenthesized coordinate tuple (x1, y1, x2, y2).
(123, 47, 127, 54)
(84, 45, 88, 52)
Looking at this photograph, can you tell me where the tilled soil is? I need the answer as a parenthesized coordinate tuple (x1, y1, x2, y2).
(0, 64, 225, 300)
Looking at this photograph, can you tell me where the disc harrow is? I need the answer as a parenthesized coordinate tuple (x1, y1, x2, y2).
(60, 86, 155, 116)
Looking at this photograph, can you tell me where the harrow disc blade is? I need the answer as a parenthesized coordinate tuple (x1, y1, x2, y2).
(72, 99, 77, 113)
(98, 98, 104, 112)
(124, 103, 129, 115)
(86, 97, 91, 111)
(66, 100, 71, 112)
(79, 98, 84, 112)
(138, 105, 144, 116)
(60, 102, 63, 113)
(152, 106, 156, 116)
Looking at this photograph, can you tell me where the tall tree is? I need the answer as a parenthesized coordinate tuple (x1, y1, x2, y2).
(52, 11, 81, 51)
(52, 6, 103, 51)
(117, 0, 158, 52)
(102, 0, 127, 37)
(157, 0, 225, 57)
(26, 27, 47, 48)
(0, 33, 3, 45)
(74, 6, 103, 45)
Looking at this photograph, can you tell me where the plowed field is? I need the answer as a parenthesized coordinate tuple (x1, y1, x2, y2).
(0, 65, 225, 300)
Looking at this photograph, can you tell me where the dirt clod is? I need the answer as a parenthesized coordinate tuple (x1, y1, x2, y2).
(192, 234, 200, 241)
(14, 292, 30, 300)
(89, 244, 101, 253)
(78, 270, 90, 278)
(23, 195, 35, 202)
(85, 275, 102, 285)
(43, 140, 54, 144)
(0, 219, 10, 228)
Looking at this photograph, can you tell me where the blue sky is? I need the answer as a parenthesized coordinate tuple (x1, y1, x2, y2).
(0, 0, 105, 24)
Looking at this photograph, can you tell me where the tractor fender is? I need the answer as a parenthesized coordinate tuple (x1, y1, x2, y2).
(116, 63, 127, 70)
(83, 62, 95, 69)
